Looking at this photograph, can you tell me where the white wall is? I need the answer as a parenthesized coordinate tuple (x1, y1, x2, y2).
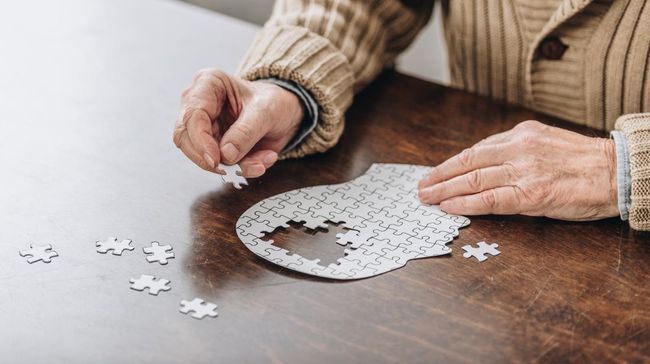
(182, 0, 449, 84)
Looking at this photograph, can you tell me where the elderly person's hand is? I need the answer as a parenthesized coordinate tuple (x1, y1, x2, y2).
(418, 120, 619, 221)
(173, 69, 304, 177)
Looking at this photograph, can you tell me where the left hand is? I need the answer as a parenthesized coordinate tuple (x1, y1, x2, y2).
(418, 120, 619, 221)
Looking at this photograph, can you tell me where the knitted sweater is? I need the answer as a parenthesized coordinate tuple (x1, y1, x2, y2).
(238, 0, 650, 229)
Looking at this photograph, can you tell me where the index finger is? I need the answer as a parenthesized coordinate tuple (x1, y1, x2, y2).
(419, 143, 512, 188)
(177, 76, 228, 171)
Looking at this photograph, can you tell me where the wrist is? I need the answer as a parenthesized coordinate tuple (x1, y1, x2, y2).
(603, 138, 619, 216)
(274, 84, 304, 135)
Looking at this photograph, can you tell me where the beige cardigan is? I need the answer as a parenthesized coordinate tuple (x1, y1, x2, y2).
(238, 0, 650, 229)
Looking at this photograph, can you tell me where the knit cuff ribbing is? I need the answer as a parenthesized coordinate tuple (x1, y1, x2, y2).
(615, 113, 650, 231)
(237, 26, 355, 159)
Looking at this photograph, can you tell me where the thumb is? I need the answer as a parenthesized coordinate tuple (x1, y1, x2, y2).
(219, 108, 269, 164)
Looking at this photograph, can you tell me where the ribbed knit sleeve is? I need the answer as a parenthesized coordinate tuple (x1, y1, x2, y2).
(615, 113, 650, 231)
(237, 0, 434, 158)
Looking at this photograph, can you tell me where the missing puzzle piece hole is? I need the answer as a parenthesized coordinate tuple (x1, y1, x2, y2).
(263, 220, 350, 267)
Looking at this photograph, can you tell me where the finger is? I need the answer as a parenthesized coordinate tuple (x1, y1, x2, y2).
(219, 108, 269, 164)
(418, 165, 513, 204)
(239, 150, 279, 178)
(418, 143, 512, 189)
(439, 186, 521, 215)
(183, 108, 221, 170)
(177, 75, 229, 170)
(175, 131, 217, 173)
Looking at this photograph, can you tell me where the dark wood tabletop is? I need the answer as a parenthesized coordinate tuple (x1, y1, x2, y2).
(1, 1, 648, 363)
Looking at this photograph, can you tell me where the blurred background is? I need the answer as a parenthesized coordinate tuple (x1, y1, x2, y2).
(181, 0, 450, 85)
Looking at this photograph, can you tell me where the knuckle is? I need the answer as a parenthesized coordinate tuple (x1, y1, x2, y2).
(435, 181, 448, 195)
(480, 190, 498, 209)
(516, 132, 538, 149)
(515, 120, 541, 131)
(458, 148, 475, 167)
(172, 129, 183, 148)
(172, 133, 182, 148)
(465, 169, 482, 190)
(172, 117, 188, 148)
(428, 167, 439, 179)
(195, 68, 218, 79)
(502, 162, 520, 182)
(232, 122, 255, 145)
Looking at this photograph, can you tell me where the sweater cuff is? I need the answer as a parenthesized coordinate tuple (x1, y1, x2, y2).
(238, 26, 355, 158)
(610, 131, 631, 220)
(257, 78, 319, 153)
(614, 113, 650, 231)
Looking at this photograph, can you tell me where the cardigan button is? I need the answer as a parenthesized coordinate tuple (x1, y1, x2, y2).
(539, 36, 568, 60)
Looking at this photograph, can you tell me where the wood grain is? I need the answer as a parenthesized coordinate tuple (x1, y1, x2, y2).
(0, 1, 647, 363)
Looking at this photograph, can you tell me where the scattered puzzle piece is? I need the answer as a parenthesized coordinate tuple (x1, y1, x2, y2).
(179, 298, 218, 319)
(462, 241, 500, 262)
(143, 241, 175, 265)
(236, 164, 470, 280)
(129, 274, 171, 295)
(96, 237, 134, 256)
(19, 244, 58, 264)
(218, 163, 248, 189)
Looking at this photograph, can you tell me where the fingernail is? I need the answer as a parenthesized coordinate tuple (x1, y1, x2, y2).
(222, 143, 238, 162)
(263, 153, 278, 165)
(203, 153, 215, 170)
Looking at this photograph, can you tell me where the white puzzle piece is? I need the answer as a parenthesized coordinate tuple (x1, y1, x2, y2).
(143, 241, 175, 265)
(19, 244, 59, 264)
(179, 298, 218, 319)
(96, 237, 134, 256)
(462, 241, 500, 262)
(236, 163, 471, 280)
(218, 163, 248, 189)
(129, 274, 171, 295)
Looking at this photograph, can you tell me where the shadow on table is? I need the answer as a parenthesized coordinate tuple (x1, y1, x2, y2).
(182, 187, 354, 296)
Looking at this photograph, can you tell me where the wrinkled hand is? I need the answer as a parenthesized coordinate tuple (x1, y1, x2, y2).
(418, 120, 619, 221)
(173, 69, 304, 177)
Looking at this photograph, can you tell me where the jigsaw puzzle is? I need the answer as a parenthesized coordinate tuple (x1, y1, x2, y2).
(218, 163, 248, 189)
(462, 242, 500, 262)
(129, 274, 171, 295)
(179, 298, 218, 319)
(19, 244, 59, 264)
(236, 163, 470, 280)
(143, 241, 175, 265)
(96, 237, 134, 256)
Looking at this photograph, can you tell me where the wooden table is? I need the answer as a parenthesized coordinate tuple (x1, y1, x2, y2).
(1, 0, 648, 363)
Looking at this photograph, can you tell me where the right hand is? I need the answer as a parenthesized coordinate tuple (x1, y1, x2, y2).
(173, 69, 304, 177)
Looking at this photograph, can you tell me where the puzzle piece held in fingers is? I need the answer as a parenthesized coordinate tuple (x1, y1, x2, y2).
(218, 163, 248, 189)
